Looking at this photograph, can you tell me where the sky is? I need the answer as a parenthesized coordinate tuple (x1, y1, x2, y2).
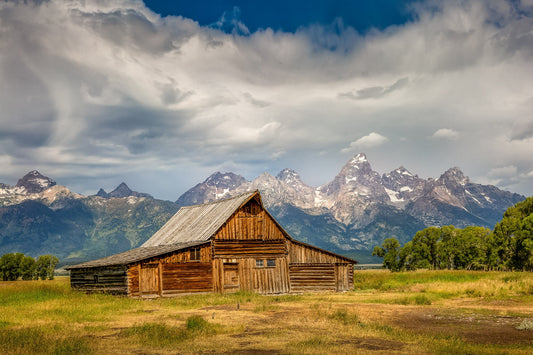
(1, 0, 533, 200)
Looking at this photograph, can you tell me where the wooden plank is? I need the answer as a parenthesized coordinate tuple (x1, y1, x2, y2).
(213, 239, 287, 258)
(289, 264, 336, 292)
(160, 262, 213, 293)
(158, 261, 163, 296)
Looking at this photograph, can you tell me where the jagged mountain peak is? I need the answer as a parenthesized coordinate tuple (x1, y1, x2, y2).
(276, 168, 303, 186)
(109, 182, 132, 198)
(350, 153, 368, 165)
(95, 188, 108, 198)
(95, 182, 153, 199)
(391, 166, 414, 177)
(15, 170, 56, 193)
(336, 153, 380, 184)
(204, 171, 247, 188)
(439, 167, 469, 186)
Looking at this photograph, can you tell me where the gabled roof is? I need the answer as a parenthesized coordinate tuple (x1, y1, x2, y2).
(66, 241, 208, 269)
(66, 189, 357, 270)
(141, 190, 260, 247)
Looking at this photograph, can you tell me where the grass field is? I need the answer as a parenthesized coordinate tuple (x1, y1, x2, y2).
(1, 270, 532, 354)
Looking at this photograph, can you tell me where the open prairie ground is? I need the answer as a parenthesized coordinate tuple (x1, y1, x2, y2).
(1, 270, 532, 354)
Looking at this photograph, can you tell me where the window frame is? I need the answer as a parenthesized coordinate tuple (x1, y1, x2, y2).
(190, 247, 201, 262)
(266, 259, 276, 267)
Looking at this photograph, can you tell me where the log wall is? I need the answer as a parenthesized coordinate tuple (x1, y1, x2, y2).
(289, 264, 336, 292)
(127, 243, 213, 297)
(213, 239, 287, 258)
(161, 262, 213, 295)
(70, 266, 128, 294)
(289, 241, 350, 264)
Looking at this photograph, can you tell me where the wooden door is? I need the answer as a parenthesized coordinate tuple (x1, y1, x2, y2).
(140, 263, 159, 296)
(223, 263, 239, 293)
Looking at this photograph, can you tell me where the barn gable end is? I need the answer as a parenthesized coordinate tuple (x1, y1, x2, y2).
(67, 190, 357, 297)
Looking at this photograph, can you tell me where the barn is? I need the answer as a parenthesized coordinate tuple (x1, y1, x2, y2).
(66, 190, 356, 297)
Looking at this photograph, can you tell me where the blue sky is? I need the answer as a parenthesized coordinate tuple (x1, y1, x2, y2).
(1, 0, 533, 199)
(144, 0, 415, 33)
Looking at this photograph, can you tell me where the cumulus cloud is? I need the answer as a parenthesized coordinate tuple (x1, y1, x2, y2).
(431, 128, 460, 141)
(341, 133, 389, 153)
(0, 0, 532, 197)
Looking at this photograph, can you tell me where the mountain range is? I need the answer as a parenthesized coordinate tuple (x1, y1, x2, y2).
(0, 155, 525, 264)
(176, 154, 524, 256)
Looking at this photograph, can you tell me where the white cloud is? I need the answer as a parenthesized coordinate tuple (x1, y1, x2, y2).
(0, 0, 532, 197)
(341, 133, 389, 153)
(432, 129, 460, 141)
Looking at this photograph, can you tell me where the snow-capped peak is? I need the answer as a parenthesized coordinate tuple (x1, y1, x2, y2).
(15, 170, 56, 194)
(276, 168, 301, 185)
(350, 153, 367, 166)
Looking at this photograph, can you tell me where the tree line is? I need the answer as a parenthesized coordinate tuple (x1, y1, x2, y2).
(373, 196, 533, 272)
(0, 253, 59, 281)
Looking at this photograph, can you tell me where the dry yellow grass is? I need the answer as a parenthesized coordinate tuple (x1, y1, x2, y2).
(1, 271, 532, 354)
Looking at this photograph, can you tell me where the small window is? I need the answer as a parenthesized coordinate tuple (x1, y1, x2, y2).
(93, 275, 99, 284)
(266, 259, 276, 267)
(256, 259, 264, 267)
(190, 248, 201, 261)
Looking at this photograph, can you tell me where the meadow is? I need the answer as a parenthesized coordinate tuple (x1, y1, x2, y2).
(1, 270, 532, 354)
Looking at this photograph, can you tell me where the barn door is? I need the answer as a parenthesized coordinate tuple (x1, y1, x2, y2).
(223, 263, 239, 293)
(140, 263, 160, 296)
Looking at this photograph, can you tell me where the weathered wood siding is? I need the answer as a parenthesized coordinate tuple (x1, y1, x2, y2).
(157, 244, 211, 263)
(335, 264, 354, 291)
(215, 199, 287, 241)
(70, 266, 128, 294)
(289, 264, 336, 292)
(213, 239, 287, 258)
(212, 257, 290, 294)
(210, 200, 292, 294)
(289, 241, 349, 264)
(127, 243, 213, 297)
(161, 262, 213, 295)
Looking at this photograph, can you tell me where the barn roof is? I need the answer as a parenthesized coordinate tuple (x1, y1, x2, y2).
(141, 190, 260, 247)
(66, 189, 357, 269)
(65, 241, 208, 269)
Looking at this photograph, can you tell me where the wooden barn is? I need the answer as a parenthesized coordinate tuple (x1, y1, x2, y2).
(66, 190, 356, 297)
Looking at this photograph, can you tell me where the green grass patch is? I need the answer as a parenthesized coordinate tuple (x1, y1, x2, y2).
(0, 327, 91, 355)
(122, 315, 219, 348)
(289, 335, 331, 352)
(354, 270, 493, 291)
(327, 308, 360, 325)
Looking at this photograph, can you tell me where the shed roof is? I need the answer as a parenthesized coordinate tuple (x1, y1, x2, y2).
(141, 190, 260, 247)
(66, 241, 207, 269)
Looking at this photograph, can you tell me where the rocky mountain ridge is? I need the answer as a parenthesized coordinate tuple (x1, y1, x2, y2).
(0, 156, 526, 263)
(0, 172, 178, 263)
(176, 153, 525, 250)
